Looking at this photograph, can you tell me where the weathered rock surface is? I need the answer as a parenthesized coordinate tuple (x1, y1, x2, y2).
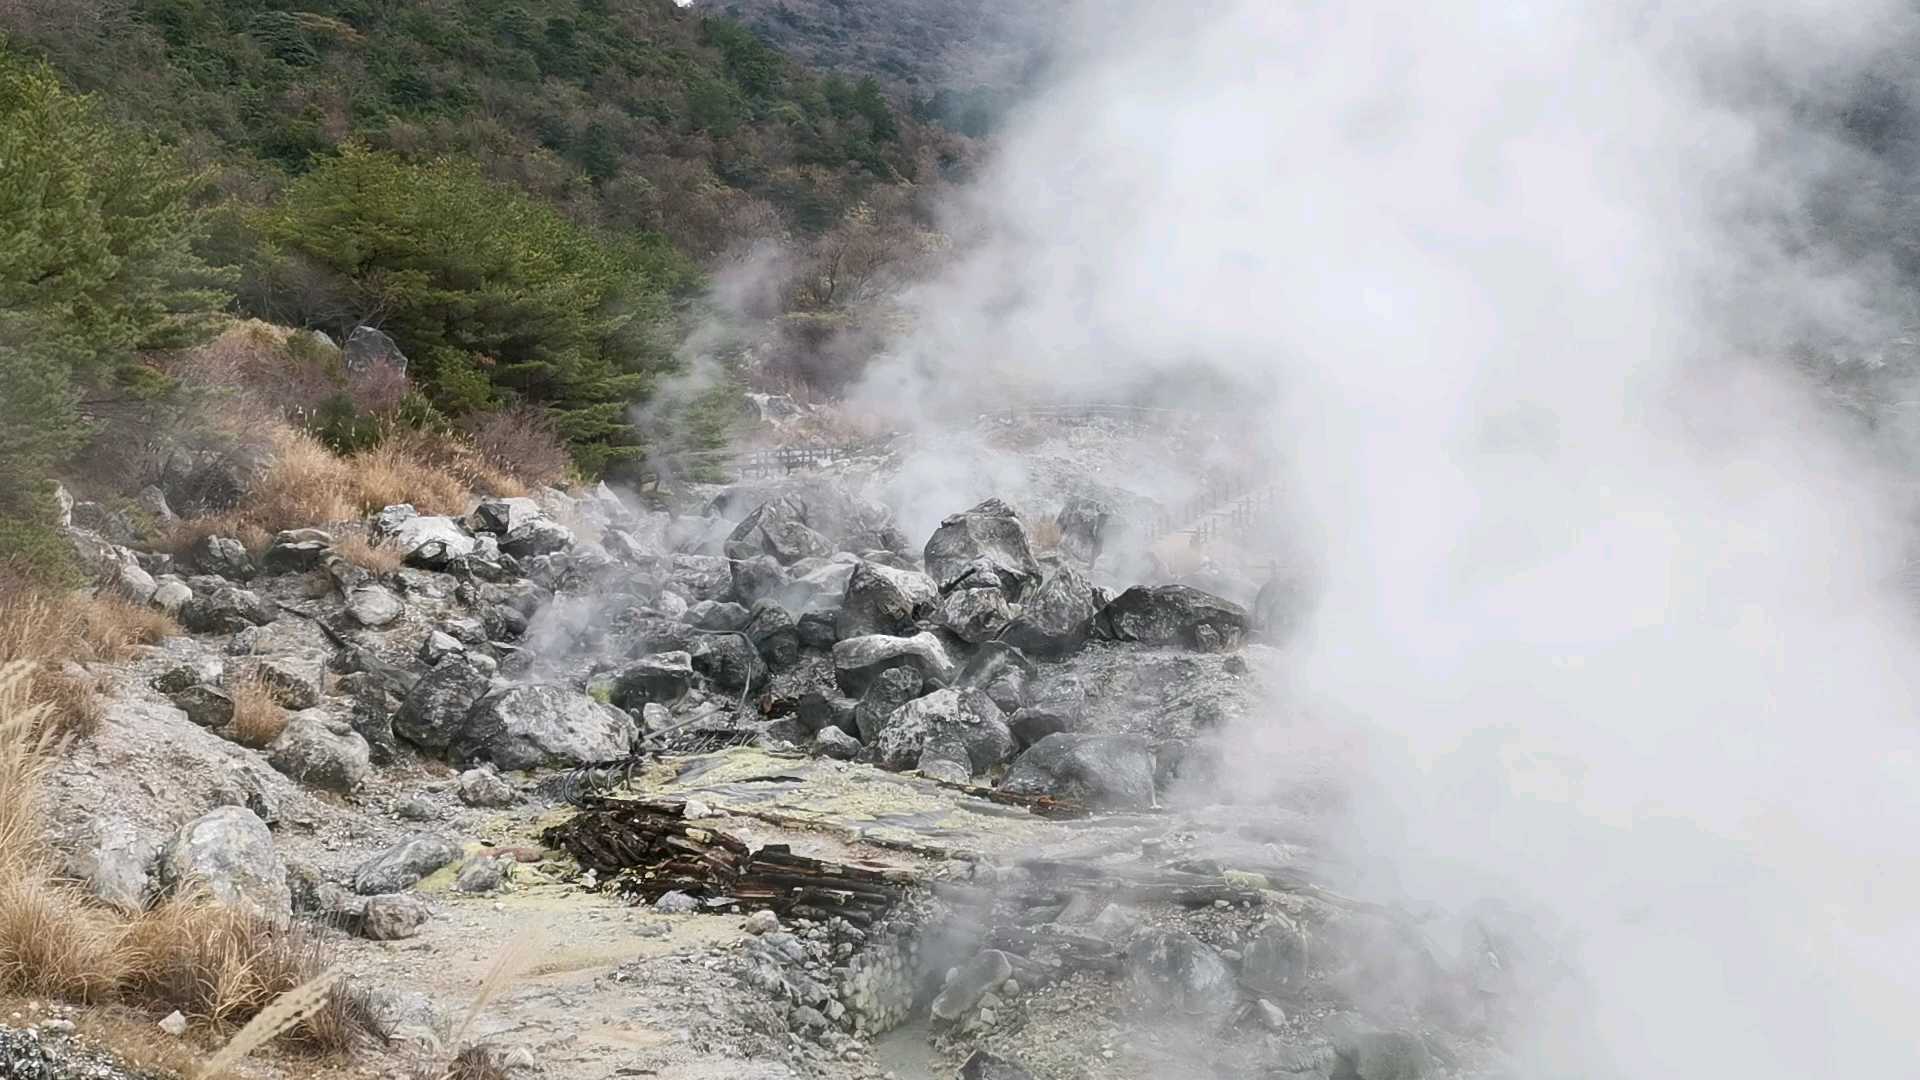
(1001, 733, 1156, 809)
(189, 535, 256, 581)
(1097, 584, 1248, 651)
(612, 651, 694, 710)
(870, 687, 1013, 776)
(1126, 930, 1237, 1018)
(352, 834, 462, 895)
(931, 949, 1014, 1021)
(394, 656, 494, 751)
(836, 561, 937, 639)
(923, 498, 1042, 600)
(1002, 560, 1101, 659)
(387, 515, 479, 569)
(935, 584, 1014, 644)
(154, 807, 290, 920)
(360, 893, 432, 941)
(833, 632, 956, 697)
(267, 711, 373, 793)
(180, 587, 276, 634)
(454, 685, 637, 770)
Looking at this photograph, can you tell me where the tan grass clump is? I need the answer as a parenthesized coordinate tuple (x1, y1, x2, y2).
(226, 672, 288, 749)
(352, 437, 473, 517)
(0, 590, 116, 737)
(75, 593, 181, 663)
(0, 663, 127, 1001)
(329, 531, 405, 575)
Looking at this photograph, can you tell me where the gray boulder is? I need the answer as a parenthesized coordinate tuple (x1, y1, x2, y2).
(260, 529, 333, 574)
(458, 768, 518, 808)
(1002, 560, 1101, 659)
(105, 560, 158, 606)
(837, 560, 937, 639)
(611, 652, 694, 710)
(1010, 678, 1086, 748)
(394, 656, 494, 751)
(853, 666, 924, 744)
(1241, 919, 1312, 997)
(181, 586, 276, 634)
(664, 554, 732, 601)
(453, 685, 637, 770)
(1126, 930, 1237, 1018)
(1001, 733, 1156, 810)
(833, 632, 956, 697)
(956, 642, 1035, 714)
(1333, 1032, 1433, 1080)
(923, 498, 1042, 600)
(500, 516, 574, 559)
(689, 633, 767, 693)
(248, 654, 323, 709)
(359, 893, 432, 941)
(935, 584, 1013, 644)
(352, 834, 462, 895)
(814, 726, 861, 760)
(930, 949, 1014, 1021)
(685, 600, 750, 631)
(268, 711, 373, 793)
(730, 554, 789, 606)
(455, 857, 510, 894)
(742, 601, 799, 668)
(343, 325, 409, 374)
(468, 497, 544, 536)
(189, 535, 256, 581)
(798, 691, 858, 737)
(779, 556, 858, 614)
(1096, 585, 1248, 651)
(724, 496, 833, 566)
(1055, 496, 1114, 566)
(150, 578, 193, 616)
(155, 807, 290, 920)
(345, 584, 404, 628)
(388, 515, 479, 570)
(870, 687, 1013, 776)
(170, 684, 234, 728)
(796, 611, 838, 651)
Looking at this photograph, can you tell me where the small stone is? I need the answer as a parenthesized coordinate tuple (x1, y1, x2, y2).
(654, 890, 699, 914)
(360, 894, 431, 941)
(744, 910, 780, 936)
(1257, 999, 1288, 1030)
(158, 1010, 188, 1037)
(458, 767, 518, 808)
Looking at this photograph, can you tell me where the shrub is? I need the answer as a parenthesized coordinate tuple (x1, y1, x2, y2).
(464, 406, 574, 489)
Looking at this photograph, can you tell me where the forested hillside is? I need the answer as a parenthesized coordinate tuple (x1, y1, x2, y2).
(0, 0, 975, 579)
(697, 0, 1058, 136)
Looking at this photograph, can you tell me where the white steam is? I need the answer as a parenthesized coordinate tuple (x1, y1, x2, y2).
(863, 0, 1920, 1075)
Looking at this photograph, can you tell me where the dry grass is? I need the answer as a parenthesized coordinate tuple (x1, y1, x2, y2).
(0, 662, 372, 1067)
(164, 427, 488, 554)
(76, 593, 181, 663)
(226, 672, 288, 749)
(0, 587, 170, 737)
(329, 531, 405, 575)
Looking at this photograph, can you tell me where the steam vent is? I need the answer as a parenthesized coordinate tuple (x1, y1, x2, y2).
(14, 0, 1915, 1077)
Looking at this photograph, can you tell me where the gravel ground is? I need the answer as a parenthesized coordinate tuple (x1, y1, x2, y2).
(0, 1025, 161, 1080)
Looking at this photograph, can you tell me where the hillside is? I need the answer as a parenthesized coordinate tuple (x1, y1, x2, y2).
(696, 0, 1061, 135)
(1, 0, 969, 251)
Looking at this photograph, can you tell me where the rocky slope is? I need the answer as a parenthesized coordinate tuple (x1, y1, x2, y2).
(14, 424, 1508, 1080)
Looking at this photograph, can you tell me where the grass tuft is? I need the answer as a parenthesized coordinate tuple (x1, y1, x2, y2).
(225, 672, 288, 749)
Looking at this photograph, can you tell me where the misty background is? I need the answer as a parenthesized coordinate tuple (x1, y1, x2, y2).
(854, 0, 1920, 1075)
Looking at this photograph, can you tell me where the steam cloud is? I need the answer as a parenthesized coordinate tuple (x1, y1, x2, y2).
(861, 0, 1920, 1074)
